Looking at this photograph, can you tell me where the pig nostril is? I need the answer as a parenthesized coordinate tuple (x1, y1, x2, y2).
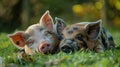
(61, 45, 70, 50)
(47, 44, 50, 46)
(61, 46, 66, 50)
(61, 45, 73, 53)
(40, 44, 50, 50)
(41, 46, 45, 49)
(39, 42, 51, 54)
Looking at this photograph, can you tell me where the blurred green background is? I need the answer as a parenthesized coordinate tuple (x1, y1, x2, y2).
(0, 0, 120, 33)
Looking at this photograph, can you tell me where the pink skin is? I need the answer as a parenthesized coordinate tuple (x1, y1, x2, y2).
(38, 42, 51, 53)
(8, 11, 66, 55)
(8, 11, 56, 54)
(23, 10, 56, 54)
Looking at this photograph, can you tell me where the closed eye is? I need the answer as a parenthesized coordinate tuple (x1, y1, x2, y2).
(27, 39, 34, 47)
(27, 37, 34, 45)
(44, 31, 52, 36)
(44, 31, 49, 36)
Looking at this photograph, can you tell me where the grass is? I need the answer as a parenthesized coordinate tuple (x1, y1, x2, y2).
(0, 28, 120, 67)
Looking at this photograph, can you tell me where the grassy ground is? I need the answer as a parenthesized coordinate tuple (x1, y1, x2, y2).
(0, 28, 120, 67)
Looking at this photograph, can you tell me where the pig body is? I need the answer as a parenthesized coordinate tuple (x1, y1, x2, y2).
(59, 20, 115, 53)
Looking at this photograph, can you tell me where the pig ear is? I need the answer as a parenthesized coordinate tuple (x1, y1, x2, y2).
(8, 31, 26, 49)
(85, 20, 102, 40)
(39, 10, 53, 31)
(54, 17, 66, 39)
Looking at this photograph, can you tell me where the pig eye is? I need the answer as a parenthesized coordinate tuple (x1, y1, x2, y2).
(76, 34, 83, 41)
(27, 37, 34, 44)
(44, 31, 52, 36)
(44, 31, 49, 35)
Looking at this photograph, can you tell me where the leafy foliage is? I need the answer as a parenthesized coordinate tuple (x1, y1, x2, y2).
(0, 0, 120, 33)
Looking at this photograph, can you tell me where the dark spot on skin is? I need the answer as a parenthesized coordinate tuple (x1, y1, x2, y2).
(101, 32, 107, 49)
(73, 27, 78, 30)
(76, 34, 83, 41)
(67, 30, 73, 34)
(102, 27, 106, 34)
(82, 40, 88, 49)
(108, 36, 113, 41)
(16, 41, 20, 45)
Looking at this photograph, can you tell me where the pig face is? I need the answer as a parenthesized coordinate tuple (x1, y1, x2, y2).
(8, 11, 66, 55)
(60, 20, 115, 53)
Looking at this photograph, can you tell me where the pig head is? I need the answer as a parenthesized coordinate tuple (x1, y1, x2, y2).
(59, 20, 115, 53)
(8, 10, 66, 55)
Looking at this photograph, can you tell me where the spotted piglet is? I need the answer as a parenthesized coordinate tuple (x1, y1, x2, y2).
(8, 11, 66, 56)
(59, 20, 115, 53)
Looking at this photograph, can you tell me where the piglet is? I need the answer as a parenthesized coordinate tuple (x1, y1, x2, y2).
(8, 10, 66, 55)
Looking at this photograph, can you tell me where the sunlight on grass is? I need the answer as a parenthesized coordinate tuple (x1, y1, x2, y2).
(0, 28, 120, 67)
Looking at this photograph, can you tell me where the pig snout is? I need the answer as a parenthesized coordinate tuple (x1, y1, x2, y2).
(38, 42, 51, 54)
(61, 44, 74, 53)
